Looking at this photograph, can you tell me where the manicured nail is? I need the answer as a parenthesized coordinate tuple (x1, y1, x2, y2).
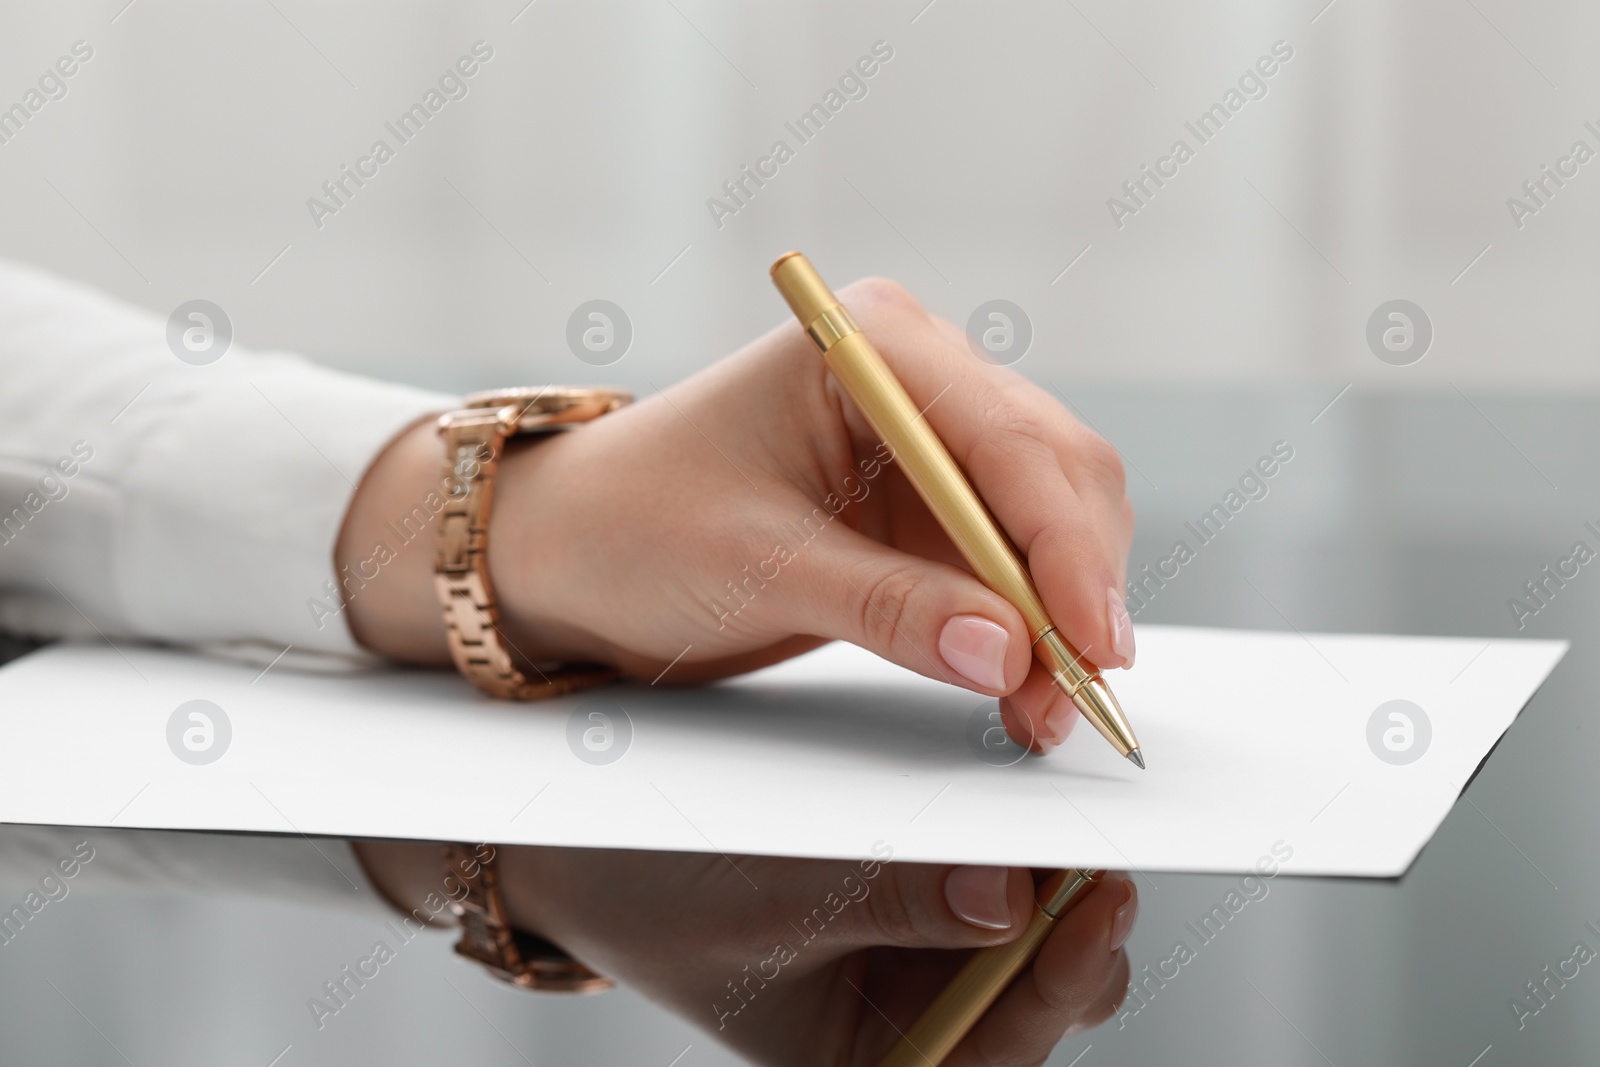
(1044, 694, 1079, 747)
(1107, 588, 1136, 668)
(998, 699, 1048, 754)
(939, 615, 1009, 691)
(945, 865, 1013, 930)
(1110, 878, 1139, 951)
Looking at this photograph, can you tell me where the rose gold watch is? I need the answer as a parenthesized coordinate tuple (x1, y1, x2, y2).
(443, 844, 611, 994)
(433, 387, 630, 700)
(432, 388, 625, 993)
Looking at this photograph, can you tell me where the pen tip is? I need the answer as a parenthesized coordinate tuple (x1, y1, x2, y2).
(1127, 749, 1146, 771)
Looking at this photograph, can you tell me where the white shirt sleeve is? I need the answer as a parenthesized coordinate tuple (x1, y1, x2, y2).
(0, 259, 461, 910)
(0, 257, 457, 664)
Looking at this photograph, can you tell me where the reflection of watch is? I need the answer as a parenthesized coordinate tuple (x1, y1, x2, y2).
(443, 844, 612, 993)
(433, 387, 630, 700)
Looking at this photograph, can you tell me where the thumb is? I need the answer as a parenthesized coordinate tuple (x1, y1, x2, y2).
(789, 526, 1033, 694)
(785, 860, 1037, 955)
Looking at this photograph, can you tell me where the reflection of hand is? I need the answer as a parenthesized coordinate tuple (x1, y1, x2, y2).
(355, 841, 1136, 1065)
(342, 278, 1135, 751)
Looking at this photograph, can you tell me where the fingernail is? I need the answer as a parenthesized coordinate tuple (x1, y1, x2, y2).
(1107, 589, 1136, 668)
(945, 865, 1013, 930)
(1110, 878, 1138, 951)
(1044, 694, 1079, 747)
(939, 615, 1009, 691)
(999, 699, 1048, 754)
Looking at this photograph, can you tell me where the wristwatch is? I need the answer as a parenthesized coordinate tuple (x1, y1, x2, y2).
(433, 386, 630, 700)
(443, 844, 612, 993)
(433, 385, 628, 993)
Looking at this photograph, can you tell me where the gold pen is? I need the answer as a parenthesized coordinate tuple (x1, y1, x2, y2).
(769, 252, 1143, 768)
(876, 869, 1103, 1067)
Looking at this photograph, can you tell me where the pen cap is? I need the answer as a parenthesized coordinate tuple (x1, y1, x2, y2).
(770, 251, 840, 331)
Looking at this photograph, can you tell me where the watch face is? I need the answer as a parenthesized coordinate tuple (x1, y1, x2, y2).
(442, 844, 613, 994)
(462, 387, 632, 432)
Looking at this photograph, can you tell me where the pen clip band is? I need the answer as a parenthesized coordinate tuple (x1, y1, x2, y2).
(1037, 868, 1100, 918)
(803, 304, 860, 353)
(1033, 627, 1099, 694)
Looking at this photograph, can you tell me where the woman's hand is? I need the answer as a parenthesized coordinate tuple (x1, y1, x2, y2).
(344, 280, 1141, 1058)
(355, 841, 1136, 1066)
(340, 278, 1136, 749)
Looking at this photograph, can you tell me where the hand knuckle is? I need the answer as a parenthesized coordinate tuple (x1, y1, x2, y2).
(1069, 950, 1133, 1035)
(987, 396, 1048, 443)
(1077, 434, 1127, 495)
(856, 564, 921, 654)
(1081, 953, 1133, 1029)
(864, 867, 922, 946)
(1108, 963, 1132, 1013)
(971, 397, 1052, 469)
(843, 276, 918, 314)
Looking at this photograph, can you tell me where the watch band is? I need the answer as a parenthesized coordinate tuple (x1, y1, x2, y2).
(443, 844, 612, 994)
(433, 387, 631, 700)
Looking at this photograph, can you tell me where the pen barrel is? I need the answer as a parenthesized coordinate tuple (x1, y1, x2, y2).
(875, 908, 1056, 1067)
(820, 332, 1054, 642)
(771, 252, 1124, 741)
(875, 870, 1099, 1067)
(823, 329, 1139, 754)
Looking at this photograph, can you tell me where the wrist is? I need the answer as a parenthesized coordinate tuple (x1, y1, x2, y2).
(485, 429, 615, 668)
(338, 414, 595, 668)
(349, 840, 458, 929)
(351, 841, 557, 943)
(336, 417, 456, 665)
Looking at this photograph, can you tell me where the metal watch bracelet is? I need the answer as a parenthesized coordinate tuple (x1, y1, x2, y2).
(443, 844, 611, 994)
(433, 387, 630, 700)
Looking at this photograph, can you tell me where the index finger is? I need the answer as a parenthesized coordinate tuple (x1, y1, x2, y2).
(839, 278, 1134, 671)
(948, 872, 1133, 1066)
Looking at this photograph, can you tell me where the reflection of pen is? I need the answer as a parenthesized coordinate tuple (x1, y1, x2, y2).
(769, 252, 1143, 768)
(876, 869, 1102, 1067)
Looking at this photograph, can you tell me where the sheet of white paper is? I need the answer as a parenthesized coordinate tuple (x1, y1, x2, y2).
(0, 626, 1566, 878)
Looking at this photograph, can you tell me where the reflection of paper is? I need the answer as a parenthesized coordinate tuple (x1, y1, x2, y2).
(0, 626, 1566, 878)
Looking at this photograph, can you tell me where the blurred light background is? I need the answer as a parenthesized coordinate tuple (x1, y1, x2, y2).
(2, 0, 1596, 397)
(1, 1, 1596, 1064)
